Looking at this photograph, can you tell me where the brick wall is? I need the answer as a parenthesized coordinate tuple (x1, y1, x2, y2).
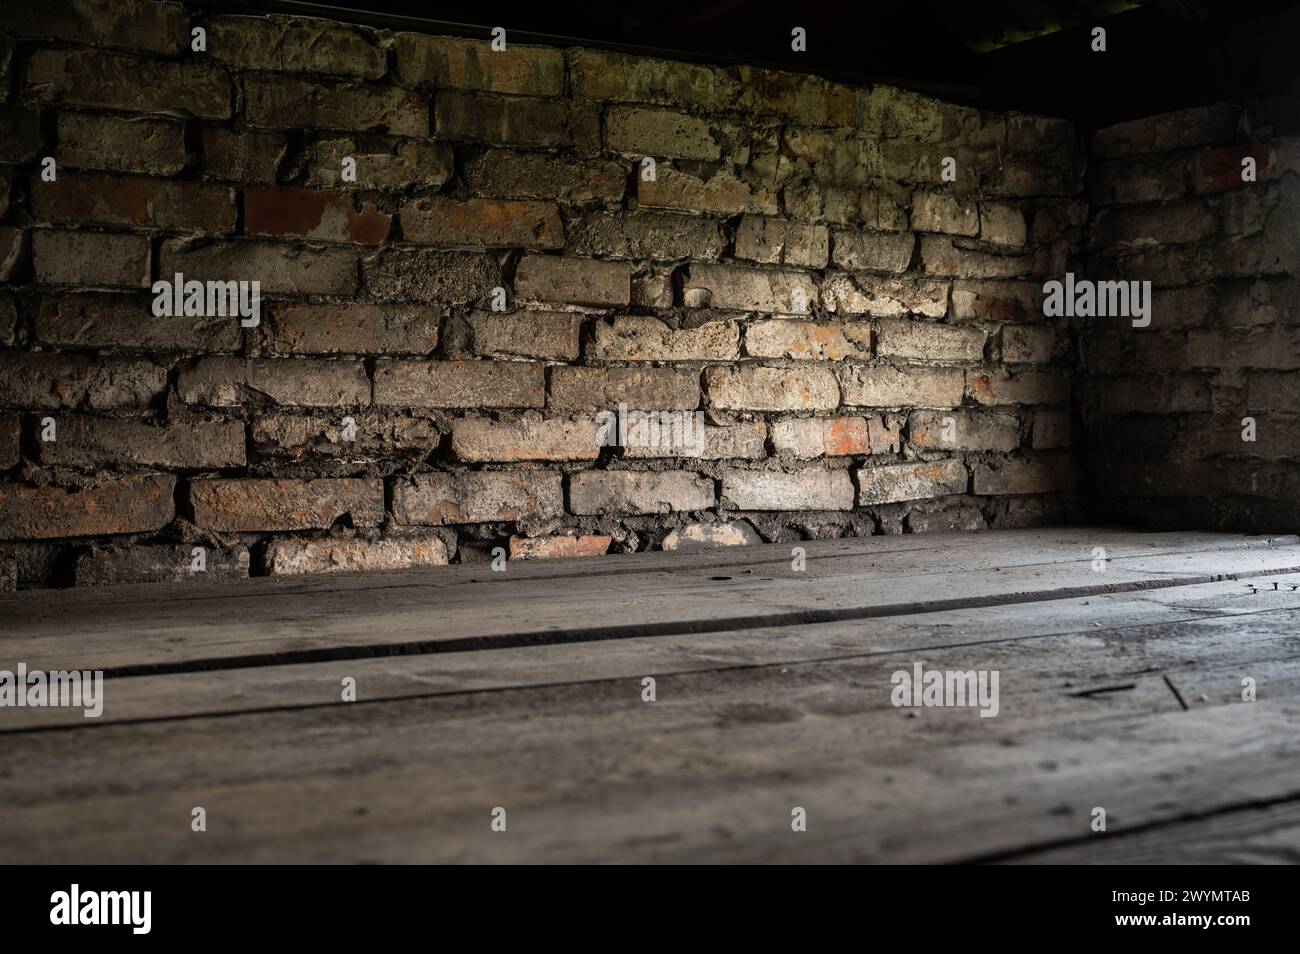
(0, 0, 1083, 589)
(1081, 102, 1300, 531)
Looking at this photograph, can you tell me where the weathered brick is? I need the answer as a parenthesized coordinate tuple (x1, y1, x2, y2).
(770, 416, 872, 458)
(737, 217, 830, 269)
(661, 520, 763, 550)
(1032, 410, 1071, 450)
(0, 105, 39, 163)
(829, 228, 913, 272)
(742, 69, 858, 126)
(908, 408, 1019, 453)
(4, 0, 186, 54)
(605, 106, 719, 160)
(261, 303, 437, 355)
(208, 15, 385, 78)
(911, 191, 978, 235)
(622, 421, 766, 460)
(373, 360, 544, 409)
(201, 127, 287, 184)
(569, 49, 740, 109)
(921, 236, 1032, 278)
(27, 49, 229, 119)
(1000, 324, 1056, 364)
(402, 197, 562, 249)
(1096, 375, 1211, 414)
(822, 272, 948, 318)
(1, 415, 20, 469)
(951, 280, 1040, 322)
(548, 366, 700, 411)
(515, 255, 630, 307)
(744, 319, 871, 361)
(190, 477, 383, 532)
(592, 316, 738, 361)
(397, 34, 563, 95)
(0, 353, 166, 410)
(980, 203, 1028, 247)
(567, 211, 725, 261)
(178, 357, 369, 407)
(1194, 143, 1274, 194)
(33, 230, 149, 288)
(1187, 327, 1300, 370)
(972, 455, 1074, 495)
(38, 416, 244, 469)
(246, 76, 425, 135)
(875, 318, 985, 363)
(452, 416, 600, 462)
(1089, 200, 1217, 252)
(251, 412, 440, 461)
(1093, 104, 1238, 159)
(721, 467, 854, 510)
(784, 182, 909, 230)
(35, 293, 240, 352)
(570, 470, 713, 515)
(838, 365, 964, 407)
(58, 113, 185, 176)
(638, 166, 778, 216)
(858, 458, 966, 505)
(1090, 154, 1190, 206)
(436, 91, 570, 146)
(509, 534, 611, 560)
(393, 471, 563, 524)
(76, 543, 250, 586)
(966, 370, 1069, 406)
(306, 137, 453, 191)
(32, 173, 235, 232)
(0, 295, 14, 347)
(706, 365, 839, 412)
(0, 227, 26, 282)
(362, 249, 501, 303)
(683, 264, 816, 314)
(265, 534, 450, 576)
(245, 188, 390, 244)
(464, 149, 625, 203)
(870, 417, 902, 453)
(0, 474, 175, 540)
(467, 311, 580, 361)
(162, 239, 358, 296)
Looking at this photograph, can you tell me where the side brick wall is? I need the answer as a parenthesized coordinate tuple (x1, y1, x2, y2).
(1081, 102, 1300, 531)
(0, 0, 1084, 588)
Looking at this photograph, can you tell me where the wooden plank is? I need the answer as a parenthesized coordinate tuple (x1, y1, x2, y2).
(2, 615, 1299, 862)
(5, 534, 1300, 675)
(1002, 799, 1300, 864)
(5, 573, 1300, 729)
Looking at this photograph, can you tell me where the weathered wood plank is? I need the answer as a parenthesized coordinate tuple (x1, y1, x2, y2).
(2, 624, 1298, 862)
(5, 574, 1299, 729)
(4, 536, 1299, 675)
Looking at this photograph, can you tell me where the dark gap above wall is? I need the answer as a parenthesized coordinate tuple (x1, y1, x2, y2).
(204, 0, 1300, 127)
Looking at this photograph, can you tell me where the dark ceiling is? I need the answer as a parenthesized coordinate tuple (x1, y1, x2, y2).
(207, 0, 1300, 127)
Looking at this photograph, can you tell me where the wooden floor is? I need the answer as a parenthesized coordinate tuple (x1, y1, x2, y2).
(4, 526, 1300, 864)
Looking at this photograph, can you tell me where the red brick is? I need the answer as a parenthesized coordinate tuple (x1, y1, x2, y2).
(451, 416, 600, 462)
(261, 302, 437, 356)
(0, 475, 175, 540)
(33, 230, 150, 288)
(265, 535, 451, 576)
(393, 471, 563, 524)
(190, 478, 384, 532)
(245, 188, 390, 244)
(770, 416, 872, 458)
(509, 534, 611, 560)
(373, 360, 544, 409)
(1194, 144, 1274, 193)
(515, 255, 630, 307)
(31, 173, 235, 232)
(27, 49, 230, 120)
(401, 197, 562, 249)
